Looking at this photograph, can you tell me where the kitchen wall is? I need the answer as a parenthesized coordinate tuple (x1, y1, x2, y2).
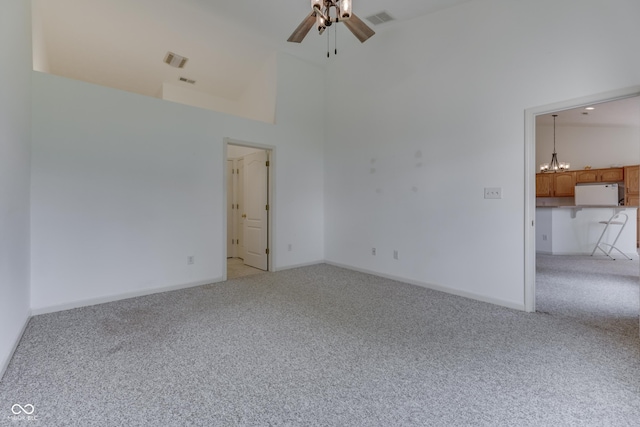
(536, 123, 640, 171)
(324, 0, 640, 309)
(0, 0, 32, 379)
(30, 52, 325, 314)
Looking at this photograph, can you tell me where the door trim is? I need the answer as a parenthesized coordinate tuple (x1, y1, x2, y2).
(223, 138, 275, 281)
(524, 85, 640, 312)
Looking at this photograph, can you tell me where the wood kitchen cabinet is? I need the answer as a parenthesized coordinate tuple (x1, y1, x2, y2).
(624, 165, 639, 247)
(575, 167, 624, 183)
(536, 174, 553, 197)
(535, 172, 575, 197)
(625, 165, 639, 199)
(553, 172, 576, 196)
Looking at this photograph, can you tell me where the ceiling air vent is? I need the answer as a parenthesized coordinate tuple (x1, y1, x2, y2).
(365, 11, 395, 26)
(179, 77, 196, 84)
(164, 51, 188, 68)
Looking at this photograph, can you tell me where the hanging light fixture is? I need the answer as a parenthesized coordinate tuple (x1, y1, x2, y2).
(540, 114, 570, 172)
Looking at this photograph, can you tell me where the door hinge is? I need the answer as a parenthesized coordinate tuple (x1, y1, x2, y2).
(237, 169, 239, 174)
(265, 248, 270, 255)
(265, 204, 269, 211)
(266, 161, 270, 167)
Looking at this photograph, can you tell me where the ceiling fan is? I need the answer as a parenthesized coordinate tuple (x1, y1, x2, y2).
(287, 0, 375, 44)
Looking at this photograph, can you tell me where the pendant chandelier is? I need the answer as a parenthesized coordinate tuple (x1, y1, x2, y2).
(540, 114, 570, 172)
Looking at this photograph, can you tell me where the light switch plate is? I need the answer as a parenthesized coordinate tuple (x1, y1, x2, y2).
(484, 187, 502, 199)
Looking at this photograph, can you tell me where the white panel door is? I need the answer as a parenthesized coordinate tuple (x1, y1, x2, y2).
(243, 151, 268, 270)
(237, 159, 245, 260)
(226, 160, 234, 258)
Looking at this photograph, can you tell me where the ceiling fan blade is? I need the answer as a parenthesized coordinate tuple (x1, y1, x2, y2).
(287, 12, 316, 43)
(343, 13, 375, 43)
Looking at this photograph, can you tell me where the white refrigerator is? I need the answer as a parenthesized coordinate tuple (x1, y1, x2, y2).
(574, 183, 620, 206)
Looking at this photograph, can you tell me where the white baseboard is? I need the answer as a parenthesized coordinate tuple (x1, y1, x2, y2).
(31, 277, 224, 316)
(273, 260, 325, 272)
(324, 261, 525, 311)
(0, 310, 31, 383)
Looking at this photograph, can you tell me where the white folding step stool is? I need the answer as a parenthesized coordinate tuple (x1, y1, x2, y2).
(590, 212, 632, 260)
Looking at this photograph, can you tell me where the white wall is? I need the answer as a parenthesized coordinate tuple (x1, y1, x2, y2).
(30, 52, 325, 313)
(324, 0, 640, 309)
(536, 124, 640, 170)
(31, 0, 49, 73)
(0, 0, 32, 379)
(162, 83, 245, 119)
(237, 54, 278, 124)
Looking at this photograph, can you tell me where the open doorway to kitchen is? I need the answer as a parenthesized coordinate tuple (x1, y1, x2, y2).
(524, 87, 640, 335)
(225, 139, 274, 280)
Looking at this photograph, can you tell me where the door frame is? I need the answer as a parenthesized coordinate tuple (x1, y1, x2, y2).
(223, 138, 275, 281)
(524, 85, 640, 312)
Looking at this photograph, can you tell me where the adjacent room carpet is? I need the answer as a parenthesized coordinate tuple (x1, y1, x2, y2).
(227, 258, 265, 280)
(1, 259, 638, 426)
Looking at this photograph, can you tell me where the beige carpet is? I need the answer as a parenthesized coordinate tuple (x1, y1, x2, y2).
(1, 262, 638, 426)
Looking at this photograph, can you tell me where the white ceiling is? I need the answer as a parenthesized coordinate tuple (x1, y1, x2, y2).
(537, 96, 640, 128)
(32, 0, 475, 101)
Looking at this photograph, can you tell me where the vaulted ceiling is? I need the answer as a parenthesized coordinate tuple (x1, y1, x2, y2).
(32, 0, 475, 101)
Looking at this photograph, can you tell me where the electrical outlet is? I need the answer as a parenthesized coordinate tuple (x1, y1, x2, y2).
(393, 250, 399, 260)
(484, 187, 502, 199)
(187, 255, 194, 265)
(542, 235, 548, 241)
(372, 247, 376, 256)
(288, 244, 292, 252)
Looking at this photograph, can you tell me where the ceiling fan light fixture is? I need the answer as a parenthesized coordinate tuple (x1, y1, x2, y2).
(340, 0, 352, 20)
(288, 0, 375, 45)
(316, 13, 327, 33)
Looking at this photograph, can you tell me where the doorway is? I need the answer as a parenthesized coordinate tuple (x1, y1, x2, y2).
(524, 87, 640, 314)
(225, 139, 274, 280)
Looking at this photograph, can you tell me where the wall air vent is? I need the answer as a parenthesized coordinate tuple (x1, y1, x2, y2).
(179, 77, 196, 84)
(365, 11, 395, 25)
(164, 52, 188, 68)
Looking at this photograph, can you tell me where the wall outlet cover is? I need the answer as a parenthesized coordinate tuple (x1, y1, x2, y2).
(484, 187, 502, 199)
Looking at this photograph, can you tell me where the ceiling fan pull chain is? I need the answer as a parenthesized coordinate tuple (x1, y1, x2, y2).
(335, 21, 338, 55)
(327, 29, 330, 58)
